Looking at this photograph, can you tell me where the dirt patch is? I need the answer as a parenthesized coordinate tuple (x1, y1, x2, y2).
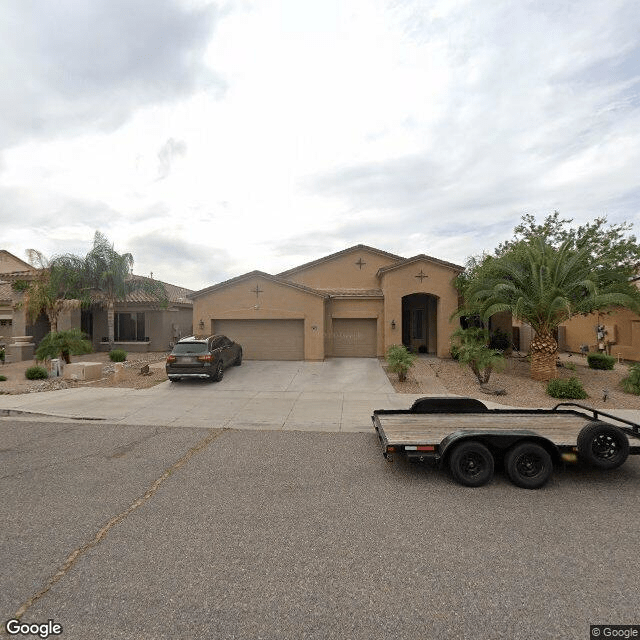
(384, 353, 640, 409)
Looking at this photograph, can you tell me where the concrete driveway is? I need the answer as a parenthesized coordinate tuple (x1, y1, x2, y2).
(0, 358, 420, 431)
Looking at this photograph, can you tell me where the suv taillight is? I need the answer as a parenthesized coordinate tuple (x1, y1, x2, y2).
(197, 354, 213, 362)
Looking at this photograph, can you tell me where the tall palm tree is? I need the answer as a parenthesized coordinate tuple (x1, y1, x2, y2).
(83, 232, 165, 347)
(461, 238, 639, 381)
(21, 250, 84, 333)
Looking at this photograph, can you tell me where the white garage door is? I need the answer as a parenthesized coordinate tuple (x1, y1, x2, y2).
(331, 318, 377, 357)
(214, 319, 304, 360)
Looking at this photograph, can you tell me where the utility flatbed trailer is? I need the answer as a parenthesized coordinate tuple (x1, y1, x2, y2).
(372, 397, 640, 489)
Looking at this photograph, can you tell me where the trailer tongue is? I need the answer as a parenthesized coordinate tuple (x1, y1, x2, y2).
(372, 397, 640, 489)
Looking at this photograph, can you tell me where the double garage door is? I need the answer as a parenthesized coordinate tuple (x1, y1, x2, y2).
(214, 319, 304, 360)
(213, 318, 378, 360)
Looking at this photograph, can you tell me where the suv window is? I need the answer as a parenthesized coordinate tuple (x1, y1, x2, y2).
(173, 342, 208, 355)
(211, 338, 224, 349)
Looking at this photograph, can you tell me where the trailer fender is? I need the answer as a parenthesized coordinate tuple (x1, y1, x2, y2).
(439, 430, 563, 466)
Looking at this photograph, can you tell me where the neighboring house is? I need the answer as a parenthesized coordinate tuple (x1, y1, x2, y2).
(190, 244, 464, 360)
(89, 276, 194, 352)
(0, 250, 39, 342)
(557, 277, 640, 362)
(513, 278, 640, 362)
(0, 249, 193, 355)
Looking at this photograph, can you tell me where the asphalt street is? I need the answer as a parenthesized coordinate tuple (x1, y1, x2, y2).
(1, 419, 639, 640)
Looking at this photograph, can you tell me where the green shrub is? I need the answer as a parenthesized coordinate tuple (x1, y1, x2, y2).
(565, 362, 577, 371)
(587, 353, 615, 370)
(0, 375, 7, 381)
(36, 329, 92, 363)
(622, 363, 640, 395)
(451, 327, 505, 384)
(546, 376, 587, 399)
(450, 344, 460, 360)
(386, 345, 416, 382)
(109, 349, 127, 362)
(25, 366, 48, 380)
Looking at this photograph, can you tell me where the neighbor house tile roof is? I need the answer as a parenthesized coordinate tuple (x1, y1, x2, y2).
(122, 276, 194, 305)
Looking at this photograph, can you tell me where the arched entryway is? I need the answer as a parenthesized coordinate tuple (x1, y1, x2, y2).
(402, 293, 438, 354)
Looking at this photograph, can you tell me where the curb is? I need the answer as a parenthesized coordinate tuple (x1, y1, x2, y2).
(0, 408, 106, 421)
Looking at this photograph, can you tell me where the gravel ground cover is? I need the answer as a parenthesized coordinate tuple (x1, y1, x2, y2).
(385, 353, 640, 409)
(0, 351, 169, 394)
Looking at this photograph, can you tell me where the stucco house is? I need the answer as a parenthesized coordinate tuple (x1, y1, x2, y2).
(1, 249, 193, 357)
(190, 245, 464, 360)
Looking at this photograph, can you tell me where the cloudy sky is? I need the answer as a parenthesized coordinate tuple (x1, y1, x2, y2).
(1, 0, 639, 291)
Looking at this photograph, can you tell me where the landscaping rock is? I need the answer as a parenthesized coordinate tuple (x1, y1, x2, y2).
(480, 384, 507, 396)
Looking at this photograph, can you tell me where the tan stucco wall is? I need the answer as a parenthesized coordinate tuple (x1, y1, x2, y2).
(380, 260, 460, 358)
(192, 276, 326, 360)
(285, 249, 397, 290)
(560, 309, 640, 362)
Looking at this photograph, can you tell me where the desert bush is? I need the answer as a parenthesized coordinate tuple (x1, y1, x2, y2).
(25, 366, 48, 380)
(546, 376, 587, 399)
(622, 363, 640, 395)
(386, 345, 416, 382)
(0, 375, 7, 381)
(109, 349, 127, 362)
(452, 327, 505, 384)
(586, 353, 615, 370)
(565, 362, 577, 371)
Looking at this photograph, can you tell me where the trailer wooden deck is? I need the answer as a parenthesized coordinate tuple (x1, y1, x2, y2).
(375, 411, 609, 447)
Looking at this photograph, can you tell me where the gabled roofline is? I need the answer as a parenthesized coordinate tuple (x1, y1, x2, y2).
(277, 244, 404, 278)
(377, 254, 464, 276)
(189, 270, 328, 300)
(0, 250, 34, 273)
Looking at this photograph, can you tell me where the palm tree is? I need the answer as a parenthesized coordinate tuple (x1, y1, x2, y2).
(83, 232, 165, 347)
(461, 238, 640, 381)
(21, 250, 85, 333)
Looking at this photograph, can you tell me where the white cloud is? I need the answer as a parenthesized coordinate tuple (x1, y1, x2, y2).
(0, 0, 639, 289)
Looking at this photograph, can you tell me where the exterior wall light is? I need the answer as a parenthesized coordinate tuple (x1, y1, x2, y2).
(198, 319, 205, 330)
(391, 319, 396, 329)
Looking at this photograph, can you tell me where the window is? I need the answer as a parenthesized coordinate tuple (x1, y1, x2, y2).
(114, 312, 146, 341)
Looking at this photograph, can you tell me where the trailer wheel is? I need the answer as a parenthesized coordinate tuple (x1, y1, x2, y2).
(449, 441, 494, 487)
(505, 442, 552, 489)
(577, 422, 629, 470)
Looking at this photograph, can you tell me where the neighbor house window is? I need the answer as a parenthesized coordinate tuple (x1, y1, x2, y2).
(114, 312, 146, 341)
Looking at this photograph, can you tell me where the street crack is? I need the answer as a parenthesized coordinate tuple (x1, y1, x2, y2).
(9, 427, 226, 623)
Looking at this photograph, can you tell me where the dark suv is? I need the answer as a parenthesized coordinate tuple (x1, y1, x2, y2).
(166, 335, 242, 382)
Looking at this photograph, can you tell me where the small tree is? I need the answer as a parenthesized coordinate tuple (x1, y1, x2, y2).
(451, 327, 505, 385)
(386, 345, 416, 382)
(35, 329, 92, 364)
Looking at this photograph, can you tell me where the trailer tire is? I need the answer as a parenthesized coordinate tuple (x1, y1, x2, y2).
(505, 442, 553, 489)
(449, 441, 494, 487)
(577, 422, 629, 470)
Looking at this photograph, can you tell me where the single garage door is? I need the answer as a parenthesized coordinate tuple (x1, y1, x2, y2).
(332, 318, 377, 357)
(213, 319, 304, 360)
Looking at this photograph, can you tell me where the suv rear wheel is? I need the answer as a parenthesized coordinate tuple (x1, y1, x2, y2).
(212, 361, 224, 382)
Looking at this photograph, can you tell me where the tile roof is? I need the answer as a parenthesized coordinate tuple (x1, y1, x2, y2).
(316, 288, 384, 298)
(190, 270, 329, 299)
(122, 275, 194, 305)
(277, 244, 404, 277)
